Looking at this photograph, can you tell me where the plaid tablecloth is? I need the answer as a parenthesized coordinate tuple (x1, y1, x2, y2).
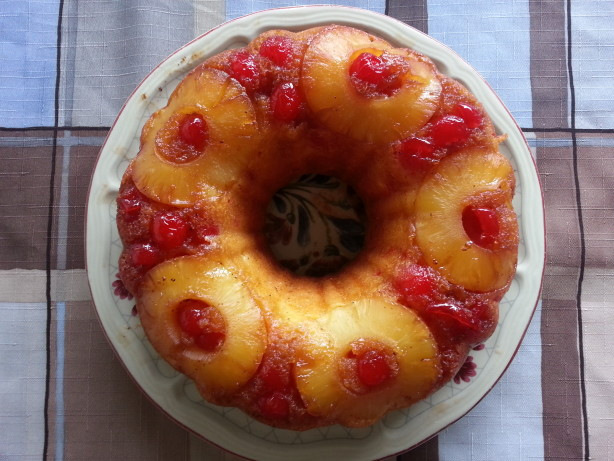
(1, 1, 612, 460)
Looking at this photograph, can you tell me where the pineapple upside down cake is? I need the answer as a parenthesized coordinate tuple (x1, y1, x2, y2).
(116, 25, 519, 430)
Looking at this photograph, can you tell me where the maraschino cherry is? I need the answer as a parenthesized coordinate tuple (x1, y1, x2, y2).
(179, 113, 208, 150)
(397, 137, 439, 171)
(152, 211, 190, 250)
(259, 36, 294, 67)
(118, 186, 144, 221)
(452, 103, 483, 129)
(230, 51, 261, 93)
(130, 243, 161, 268)
(349, 52, 398, 95)
(424, 301, 492, 342)
(462, 206, 499, 247)
(271, 82, 303, 122)
(356, 350, 392, 387)
(177, 299, 225, 352)
(428, 115, 470, 148)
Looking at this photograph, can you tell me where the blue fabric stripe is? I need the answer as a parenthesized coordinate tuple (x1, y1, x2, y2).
(0, 302, 47, 457)
(527, 137, 614, 148)
(55, 302, 66, 461)
(427, 0, 533, 128)
(0, 0, 59, 128)
(225, 0, 385, 21)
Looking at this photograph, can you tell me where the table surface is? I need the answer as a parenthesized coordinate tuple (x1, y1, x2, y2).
(1, 1, 612, 460)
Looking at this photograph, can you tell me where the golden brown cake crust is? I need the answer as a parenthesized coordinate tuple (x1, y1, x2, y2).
(116, 25, 518, 430)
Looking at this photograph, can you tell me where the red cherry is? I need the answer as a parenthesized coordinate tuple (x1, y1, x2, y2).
(271, 82, 303, 122)
(195, 331, 225, 352)
(130, 243, 161, 268)
(230, 51, 261, 93)
(179, 113, 208, 150)
(258, 392, 290, 419)
(395, 265, 438, 304)
(350, 52, 389, 86)
(118, 187, 143, 220)
(452, 103, 483, 129)
(119, 197, 141, 216)
(428, 115, 470, 148)
(425, 302, 494, 342)
(397, 137, 439, 171)
(177, 300, 226, 352)
(178, 300, 208, 336)
(425, 303, 480, 340)
(152, 212, 189, 250)
(462, 206, 499, 247)
(259, 36, 294, 67)
(357, 350, 392, 387)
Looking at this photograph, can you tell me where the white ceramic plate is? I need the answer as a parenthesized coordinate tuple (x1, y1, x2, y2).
(86, 6, 545, 461)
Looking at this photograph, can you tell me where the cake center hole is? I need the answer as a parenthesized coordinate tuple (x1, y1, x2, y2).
(264, 174, 367, 277)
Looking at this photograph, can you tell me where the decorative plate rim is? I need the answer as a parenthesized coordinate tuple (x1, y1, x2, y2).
(85, 6, 546, 461)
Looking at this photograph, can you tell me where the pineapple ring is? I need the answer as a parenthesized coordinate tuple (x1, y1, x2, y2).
(302, 25, 442, 143)
(415, 145, 518, 292)
(294, 299, 441, 426)
(138, 256, 267, 396)
(132, 67, 259, 206)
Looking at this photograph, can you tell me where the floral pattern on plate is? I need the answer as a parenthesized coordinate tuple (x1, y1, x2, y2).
(265, 174, 366, 276)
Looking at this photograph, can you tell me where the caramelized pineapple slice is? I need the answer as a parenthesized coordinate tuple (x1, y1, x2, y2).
(132, 67, 259, 206)
(138, 256, 266, 396)
(302, 25, 442, 143)
(415, 146, 518, 292)
(295, 299, 440, 426)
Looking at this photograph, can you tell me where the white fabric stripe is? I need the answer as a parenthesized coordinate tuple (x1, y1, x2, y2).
(0, 269, 91, 303)
(66, 0, 199, 126)
(571, 1, 614, 129)
(193, 0, 226, 37)
(0, 302, 47, 459)
(56, 137, 71, 271)
(438, 302, 544, 461)
(581, 267, 614, 460)
(0, 135, 107, 148)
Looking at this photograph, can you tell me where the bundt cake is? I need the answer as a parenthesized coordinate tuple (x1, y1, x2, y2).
(116, 24, 519, 430)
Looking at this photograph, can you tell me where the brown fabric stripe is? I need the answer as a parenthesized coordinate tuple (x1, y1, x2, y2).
(529, 0, 568, 129)
(60, 300, 189, 460)
(65, 130, 107, 269)
(398, 437, 439, 461)
(540, 297, 584, 459)
(0, 130, 58, 269)
(577, 133, 614, 268)
(536, 133, 584, 460)
(386, 0, 428, 34)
